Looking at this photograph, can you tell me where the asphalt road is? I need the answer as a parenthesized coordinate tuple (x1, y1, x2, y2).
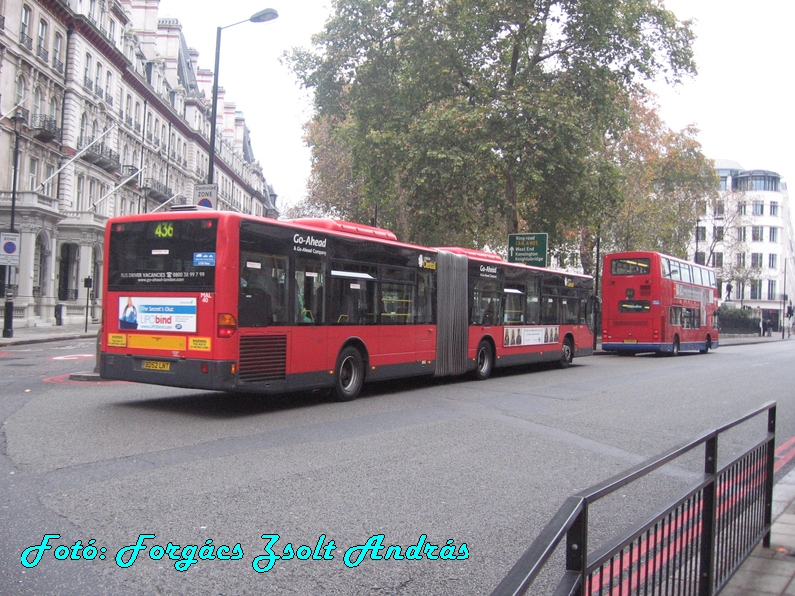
(0, 339, 791, 594)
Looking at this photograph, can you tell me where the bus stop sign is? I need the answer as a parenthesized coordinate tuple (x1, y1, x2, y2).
(508, 233, 547, 266)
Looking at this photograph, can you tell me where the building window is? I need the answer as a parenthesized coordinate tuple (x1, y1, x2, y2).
(769, 254, 778, 269)
(16, 76, 26, 108)
(76, 175, 85, 210)
(750, 280, 762, 300)
(737, 202, 746, 215)
(698, 201, 707, 216)
(770, 227, 779, 243)
(712, 252, 723, 268)
(84, 53, 93, 86)
(54, 33, 63, 63)
(752, 201, 764, 216)
(105, 72, 113, 100)
(43, 163, 55, 196)
(714, 202, 725, 218)
(751, 253, 763, 268)
(33, 87, 42, 116)
(21, 5, 32, 37)
(713, 226, 724, 241)
(768, 280, 777, 301)
(752, 226, 764, 242)
(719, 177, 728, 191)
(95, 62, 102, 91)
(38, 19, 48, 52)
(736, 253, 746, 268)
(696, 226, 706, 241)
(108, 20, 116, 45)
(770, 201, 779, 216)
(736, 227, 747, 242)
(695, 252, 705, 265)
(28, 157, 39, 191)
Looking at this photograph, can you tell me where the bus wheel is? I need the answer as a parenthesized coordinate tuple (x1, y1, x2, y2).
(671, 337, 680, 357)
(333, 346, 364, 401)
(558, 337, 574, 369)
(700, 335, 711, 354)
(474, 340, 494, 380)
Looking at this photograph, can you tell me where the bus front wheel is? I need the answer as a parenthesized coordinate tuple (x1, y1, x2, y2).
(557, 337, 574, 369)
(333, 346, 364, 401)
(474, 340, 494, 380)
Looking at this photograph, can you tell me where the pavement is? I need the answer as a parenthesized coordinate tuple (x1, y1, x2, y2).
(0, 324, 793, 591)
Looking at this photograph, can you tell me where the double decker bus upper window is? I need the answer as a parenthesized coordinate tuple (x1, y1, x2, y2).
(661, 258, 671, 278)
(611, 258, 651, 276)
(108, 219, 217, 291)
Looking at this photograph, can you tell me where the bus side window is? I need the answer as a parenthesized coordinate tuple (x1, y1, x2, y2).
(294, 259, 324, 324)
(669, 306, 682, 327)
(661, 258, 671, 278)
(541, 297, 558, 325)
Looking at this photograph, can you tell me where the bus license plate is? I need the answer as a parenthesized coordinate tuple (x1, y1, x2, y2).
(143, 360, 171, 371)
(623, 339, 637, 344)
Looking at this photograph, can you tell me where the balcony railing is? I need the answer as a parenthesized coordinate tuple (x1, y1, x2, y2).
(146, 132, 153, 143)
(0, 14, 5, 30)
(104, 92, 114, 107)
(83, 78, 94, 92)
(20, 31, 33, 50)
(52, 57, 64, 73)
(78, 137, 120, 172)
(125, 116, 133, 127)
(30, 114, 62, 142)
(121, 165, 140, 185)
(37, 44, 49, 62)
(134, 123, 141, 133)
(143, 178, 172, 200)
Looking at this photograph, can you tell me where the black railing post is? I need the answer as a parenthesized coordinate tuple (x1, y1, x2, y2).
(764, 405, 776, 548)
(699, 434, 718, 596)
(566, 505, 588, 595)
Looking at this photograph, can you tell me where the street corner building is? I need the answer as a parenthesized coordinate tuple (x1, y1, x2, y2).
(0, 0, 279, 330)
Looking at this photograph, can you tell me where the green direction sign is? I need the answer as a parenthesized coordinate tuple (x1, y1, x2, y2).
(508, 233, 547, 266)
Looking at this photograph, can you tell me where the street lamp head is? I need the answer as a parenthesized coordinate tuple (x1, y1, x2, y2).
(250, 8, 278, 23)
(10, 109, 27, 129)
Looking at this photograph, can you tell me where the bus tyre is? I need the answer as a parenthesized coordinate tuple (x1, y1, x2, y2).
(671, 337, 680, 357)
(558, 338, 574, 369)
(333, 346, 364, 401)
(474, 340, 493, 381)
(700, 336, 711, 354)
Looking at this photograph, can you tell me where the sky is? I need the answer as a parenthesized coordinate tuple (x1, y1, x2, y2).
(158, 0, 795, 213)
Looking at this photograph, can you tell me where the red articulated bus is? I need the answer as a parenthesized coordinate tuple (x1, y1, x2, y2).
(100, 207, 596, 400)
(601, 251, 719, 356)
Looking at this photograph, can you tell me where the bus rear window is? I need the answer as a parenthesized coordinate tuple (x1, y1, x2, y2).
(107, 219, 217, 291)
(619, 300, 651, 313)
(611, 258, 651, 275)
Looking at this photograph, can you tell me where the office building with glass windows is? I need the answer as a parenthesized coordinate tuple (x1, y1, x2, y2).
(690, 159, 793, 331)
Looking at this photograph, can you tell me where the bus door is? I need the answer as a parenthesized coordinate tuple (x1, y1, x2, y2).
(378, 267, 419, 362)
(287, 257, 327, 375)
(414, 270, 436, 363)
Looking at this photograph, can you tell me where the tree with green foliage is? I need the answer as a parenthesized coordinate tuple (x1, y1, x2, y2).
(290, 0, 697, 254)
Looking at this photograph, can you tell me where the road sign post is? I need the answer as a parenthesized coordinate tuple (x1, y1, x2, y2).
(194, 184, 218, 209)
(508, 233, 548, 266)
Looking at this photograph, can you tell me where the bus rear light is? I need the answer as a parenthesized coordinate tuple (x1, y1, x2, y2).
(653, 329, 659, 340)
(201, 362, 209, 374)
(218, 313, 237, 338)
(231, 363, 237, 375)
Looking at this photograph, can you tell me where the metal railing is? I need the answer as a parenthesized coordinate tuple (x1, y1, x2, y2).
(492, 402, 775, 596)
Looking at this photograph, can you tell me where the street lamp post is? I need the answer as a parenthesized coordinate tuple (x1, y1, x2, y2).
(206, 8, 278, 185)
(3, 109, 26, 339)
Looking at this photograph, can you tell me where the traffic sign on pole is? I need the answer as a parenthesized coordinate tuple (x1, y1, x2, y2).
(0, 232, 21, 267)
(508, 233, 547, 266)
(194, 184, 218, 209)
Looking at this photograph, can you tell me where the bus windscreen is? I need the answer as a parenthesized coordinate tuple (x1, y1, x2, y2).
(610, 258, 651, 276)
(107, 219, 217, 292)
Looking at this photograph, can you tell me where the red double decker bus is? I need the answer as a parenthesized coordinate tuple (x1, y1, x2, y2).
(601, 251, 719, 355)
(100, 208, 595, 399)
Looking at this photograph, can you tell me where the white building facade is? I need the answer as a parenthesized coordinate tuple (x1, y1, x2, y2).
(691, 159, 793, 331)
(0, 0, 278, 328)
